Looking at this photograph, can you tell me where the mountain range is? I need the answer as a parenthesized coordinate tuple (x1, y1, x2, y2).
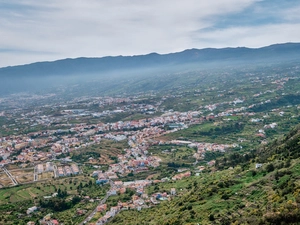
(1, 43, 300, 77)
(0, 42, 300, 97)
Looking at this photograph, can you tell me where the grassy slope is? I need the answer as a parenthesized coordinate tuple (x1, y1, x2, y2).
(109, 125, 300, 225)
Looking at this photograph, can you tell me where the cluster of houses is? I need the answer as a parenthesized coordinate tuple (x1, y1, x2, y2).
(93, 126, 169, 182)
(188, 141, 238, 160)
(26, 208, 61, 225)
(157, 139, 237, 161)
(35, 162, 80, 177)
(172, 171, 191, 180)
(0, 106, 203, 168)
(1, 86, 288, 169)
(264, 122, 278, 129)
(1, 73, 297, 170)
(57, 164, 79, 177)
(39, 213, 60, 225)
(94, 171, 117, 184)
(36, 162, 54, 174)
(94, 184, 177, 225)
(204, 97, 244, 112)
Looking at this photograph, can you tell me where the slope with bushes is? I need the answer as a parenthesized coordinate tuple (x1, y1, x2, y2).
(109, 124, 300, 225)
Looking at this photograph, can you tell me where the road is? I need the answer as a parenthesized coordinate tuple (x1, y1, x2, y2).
(2, 167, 18, 186)
(34, 165, 38, 181)
(78, 193, 110, 225)
(53, 164, 58, 178)
(79, 180, 115, 225)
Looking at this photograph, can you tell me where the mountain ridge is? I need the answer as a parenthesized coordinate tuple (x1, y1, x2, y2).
(1, 42, 300, 77)
(1, 42, 300, 97)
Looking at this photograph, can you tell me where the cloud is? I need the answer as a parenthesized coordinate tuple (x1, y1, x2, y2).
(0, 0, 299, 67)
(194, 23, 300, 48)
(281, 5, 300, 22)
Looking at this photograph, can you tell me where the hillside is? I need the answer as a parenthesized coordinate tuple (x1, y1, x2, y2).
(108, 124, 300, 225)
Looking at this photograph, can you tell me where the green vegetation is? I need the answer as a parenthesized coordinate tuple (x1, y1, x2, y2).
(0, 59, 300, 224)
(70, 139, 128, 164)
(148, 144, 196, 165)
(0, 176, 108, 224)
(109, 124, 300, 225)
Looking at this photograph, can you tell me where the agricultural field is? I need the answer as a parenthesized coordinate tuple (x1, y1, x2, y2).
(148, 144, 196, 165)
(10, 168, 34, 184)
(0, 171, 13, 187)
(0, 175, 105, 205)
(38, 171, 54, 180)
(71, 139, 128, 165)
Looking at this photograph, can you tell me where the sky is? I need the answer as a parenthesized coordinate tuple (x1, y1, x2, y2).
(0, 0, 300, 67)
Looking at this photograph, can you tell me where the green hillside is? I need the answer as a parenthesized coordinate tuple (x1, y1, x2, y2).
(109, 124, 300, 225)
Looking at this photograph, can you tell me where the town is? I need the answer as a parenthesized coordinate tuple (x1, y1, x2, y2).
(0, 63, 299, 224)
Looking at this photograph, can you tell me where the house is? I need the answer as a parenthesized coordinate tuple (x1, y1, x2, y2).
(17, 155, 25, 161)
(45, 162, 54, 171)
(96, 179, 108, 185)
(76, 209, 87, 215)
(64, 166, 72, 176)
(50, 219, 59, 225)
(43, 213, 53, 221)
(150, 197, 160, 205)
(207, 160, 216, 166)
(170, 188, 176, 195)
(27, 206, 37, 214)
(37, 164, 44, 174)
(255, 163, 263, 169)
(114, 180, 123, 188)
(110, 189, 117, 195)
(71, 164, 79, 174)
(92, 171, 99, 177)
(110, 206, 120, 216)
(57, 167, 65, 177)
(119, 187, 126, 194)
(97, 204, 107, 212)
(172, 171, 191, 180)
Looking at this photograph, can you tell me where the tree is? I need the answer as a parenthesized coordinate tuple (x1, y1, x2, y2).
(266, 163, 275, 173)
(72, 196, 81, 205)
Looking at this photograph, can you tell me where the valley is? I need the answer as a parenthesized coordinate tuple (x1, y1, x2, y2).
(0, 55, 300, 224)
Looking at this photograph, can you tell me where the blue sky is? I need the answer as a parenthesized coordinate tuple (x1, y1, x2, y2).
(0, 0, 300, 67)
